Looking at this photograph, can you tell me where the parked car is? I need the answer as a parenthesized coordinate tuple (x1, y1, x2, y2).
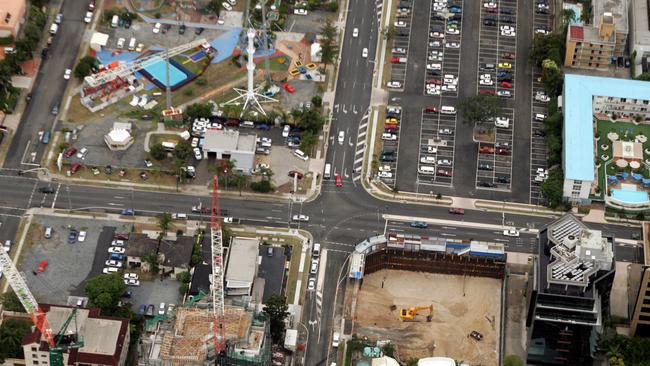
(68, 230, 78, 244)
(292, 214, 309, 222)
(283, 83, 295, 93)
(108, 246, 126, 254)
(503, 228, 520, 237)
(410, 221, 428, 228)
(78, 231, 87, 242)
(448, 207, 465, 215)
(37, 260, 49, 273)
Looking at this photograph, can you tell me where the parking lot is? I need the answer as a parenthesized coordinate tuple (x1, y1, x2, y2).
(529, 1, 553, 205)
(424, 0, 463, 97)
(475, 107, 513, 190)
(105, 20, 225, 52)
(387, 5, 414, 90)
(417, 107, 456, 186)
(377, 106, 402, 187)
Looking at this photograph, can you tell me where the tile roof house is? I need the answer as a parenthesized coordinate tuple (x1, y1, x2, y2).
(125, 233, 194, 278)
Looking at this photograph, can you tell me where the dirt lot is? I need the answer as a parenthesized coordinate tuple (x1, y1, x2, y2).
(354, 270, 501, 365)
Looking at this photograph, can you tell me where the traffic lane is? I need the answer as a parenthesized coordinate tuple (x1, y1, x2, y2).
(0, 175, 39, 208)
(0, 216, 21, 244)
(4, 3, 88, 168)
(385, 219, 537, 241)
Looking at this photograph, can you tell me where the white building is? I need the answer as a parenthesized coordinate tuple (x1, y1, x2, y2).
(203, 129, 256, 173)
(225, 237, 259, 296)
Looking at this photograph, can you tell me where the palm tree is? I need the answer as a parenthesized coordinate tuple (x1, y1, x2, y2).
(156, 212, 172, 260)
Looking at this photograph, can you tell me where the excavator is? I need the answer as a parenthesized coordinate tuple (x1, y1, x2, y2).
(399, 305, 433, 322)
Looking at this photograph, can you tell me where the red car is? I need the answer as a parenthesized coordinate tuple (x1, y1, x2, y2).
(114, 232, 129, 240)
(496, 147, 511, 155)
(390, 57, 401, 64)
(37, 260, 49, 273)
(479, 146, 495, 154)
(425, 106, 439, 113)
(426, 79, 442, 85)
(499, 81, 513, 88)
(385, 125, 399, 132)
(479, 89, 496, 95)
(288, 170, 304, 179)
(335, 174, 343, 187)
(448, 207, 465, 215)
(69, 163, 81, 174)
(502, 52, 514, 60)
(224, 119, 240, 127)
(437, 168, 452, 177)
(64, 147, 78, 157)
(283, 82, 295, 93)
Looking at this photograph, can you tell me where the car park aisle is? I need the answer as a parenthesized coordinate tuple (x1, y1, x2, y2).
(417, 108, 456, 187)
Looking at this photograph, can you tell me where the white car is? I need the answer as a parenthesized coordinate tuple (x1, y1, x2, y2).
(387, 81, 402, 88)
(135, 43, 144, 52)
(193, 147, 203, 160)
(426, 88, 441, 95)
(222, 2, 233, 11)
(294, 8, 308, 15)
(503, 228, 520, 237)
(378, 171, 393, 178)
(382, 133, 397, 141)
(420, 156, 436, 164)
(429, 40, 442, 47)
(483, 1, 497, 8)
(84, 11, 93, 23)
(427, 146, 438, 153)
(480, 73, 492, 80)
(307, 277, 316, 291)
(191, 137, 199, 148)
(497, 90, 512, 97)
(535, 28, 550, 35)
(500, 25, 515, 32)
(76, 147, 88, 159)
(427, 63, 442, 70)
(111, 239, 125, 246)
(430, 31, 444, 38)
(255, 163, 270, 171)
(310, 260, 319, 274)
(479, 78, 494, 85)
(428, 54, 442, 61)
(438, 128, 453, 135)
(394, 20, 407, 28)
(105, 260, 122, 267)
(108, 246, 125, 254)
(153, 22, 161, 34)
(103, 267, 119, 274)
(535, 92, 550, 102)
(124, 279, 140, 286)
(362, 48, 368, 58)
(124, 273, 139, 280)
(353, 28, 359, 37)
(501, 29, 516, 37)
(496, 117, 510, 124)
(55, 13, 63, 24)
(338, 131, 345, 144)
(392, 47, 406, 54)
(446, 27, 460, 35)
(437, 159, 452, 166)
(441, 85, 457, 92)
(378, 165, 391, 172)
(445, 42, 460, 48)
(78, 231, 87, 242)
(117, 37, 125, 49)
(64, 69, 72, 80)
(282, 124, 290, 137)
(292, 214, 309, 222)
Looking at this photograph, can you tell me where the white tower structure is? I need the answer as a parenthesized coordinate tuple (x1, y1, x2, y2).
(224, 28, 276, 116)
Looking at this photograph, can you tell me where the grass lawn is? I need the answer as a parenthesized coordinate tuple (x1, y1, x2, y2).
(149, 133, 183, 149)
(268, 56, 291, 72)
(170, 62, 246, 106)
(595, 118, 650, 197)
(66, 94, 120, 124)
(285, 235, 310, 306)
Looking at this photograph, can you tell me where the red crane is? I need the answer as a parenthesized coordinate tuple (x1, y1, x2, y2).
(210, 176, 226, 355)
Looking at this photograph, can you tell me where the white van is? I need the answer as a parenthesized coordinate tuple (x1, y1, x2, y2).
(418, 165, 436, 174)
(420, 156, 436, 164)
(440, 106, 456, 115)
(172, 213, 188, 220)
(294, 149, 309, 161)
(535, 113, 547, 121)
(332, 332, 340, 348)
(128, 37, 136, 51)
(111, 14, 119, 28)
(495, 119, 509, 128)
(162, 141, 177, 151)
(241, 121, 255, 128)
(324, 163, 331, 179)
(49, 23, 58, 34)
(313, 243, 321, 257)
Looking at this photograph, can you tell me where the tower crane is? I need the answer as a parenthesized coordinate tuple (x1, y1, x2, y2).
(210, 175, 226, 357)
(0, 249, 83, 366)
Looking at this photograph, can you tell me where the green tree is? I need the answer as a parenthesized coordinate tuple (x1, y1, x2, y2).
(206, 0, 222, 15)
(504, 355, 524, 366)
(0, 291, 25, 312)
(150, 143, 167, 160)
(184, 103, 213, 124)
(157, 212, 172, 253)
(405, 359, 419, 366)
(320, 19, 339, 66)
(177, 271, 191, 283)
(299, 130, 318, 152)
(85, 273, 128, 313)
(529, 33, 565, 67)
(637, 72, 650, 81)
(173, 140, 192, 160)
(458, 94, 502, 125)
(74, 56, 97, 79)
(328, 1, 339, 12)
(561, 8, 576, 25)
(263, 294, 289, 343)
(311, 95, 322, 108)
(542, 59, 564, 96)
(0, 318, 32, 362)
(541, 169, 564, 208)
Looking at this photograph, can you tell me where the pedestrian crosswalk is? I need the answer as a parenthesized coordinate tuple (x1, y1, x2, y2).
(376, 0, 383, 22)
(352, 113, 370, 181)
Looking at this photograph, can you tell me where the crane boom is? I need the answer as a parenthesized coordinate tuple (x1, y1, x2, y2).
(0, 248, 55, 346)
(210, 176, 226, 355)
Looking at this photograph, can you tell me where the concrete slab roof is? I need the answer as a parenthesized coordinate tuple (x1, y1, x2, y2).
(594, 0, 628, 33)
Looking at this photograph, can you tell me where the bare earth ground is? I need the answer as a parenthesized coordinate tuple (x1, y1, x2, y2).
(354, 270, 501, 365)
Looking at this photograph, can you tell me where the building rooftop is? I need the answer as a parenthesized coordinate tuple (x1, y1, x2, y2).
(204, 129, 256, 152)
(225, 237, 259, 290)
(126, 233, 194, 268)
(569, 25, 584, 41)
(189, 233, 212, 296)
(23, 305, 128, 365)
(563, 74, 650, 181)
(631, 0, 650, 46)
(594, 0, 628, 33)
(0, 0, 26, 34)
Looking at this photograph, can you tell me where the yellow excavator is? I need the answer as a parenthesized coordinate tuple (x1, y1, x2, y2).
(399, 304, 433, 322)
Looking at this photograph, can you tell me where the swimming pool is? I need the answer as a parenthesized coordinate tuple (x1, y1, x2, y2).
(142, 59, 189, 89)
(611, 188, 649, 203)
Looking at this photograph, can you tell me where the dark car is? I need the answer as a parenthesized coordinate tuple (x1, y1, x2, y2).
(69, 163, 82, 174)
(380, 154, 396, 162)
(51, 104, 59, 115)
(121, 208, 135, 216)
(484, 20, 496, 26)
(138, 304, 146, 315)
(68, 230, 78, 244)
(478, 181, 495, 188)
(500, 16, 515, 23)
(195, 27, 204, 35)
(256, 123, 270, 130)
(224, 119, 240, 127)
(410, 221, 428, 228)
(497, 176, 510, 183)
(533, 129, 546, 137)
(448, 207, 465, 215)
(500, 8, 515, 14)
(179, 24, 186, 34)
(122, 290, 132, 298)
(145, 304, 155, 316)
(124, 18, 132, 28)
(478, 163, 493, 171)
(502, 52, 515, 59)
(114, 232, 129, 239)
(38, 186, 56, 194)
(288, 170, 304, 179)
(26, 92, 32, 102)
(162, 24, 171, 33)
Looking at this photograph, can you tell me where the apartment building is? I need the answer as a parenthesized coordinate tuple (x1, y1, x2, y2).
(630, 221, 650, 336)
(526, 215, 615, 365)
(565, 0, 628, 70)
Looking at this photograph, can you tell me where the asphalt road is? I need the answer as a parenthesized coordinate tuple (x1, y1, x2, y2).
(3, 0, 88, 168)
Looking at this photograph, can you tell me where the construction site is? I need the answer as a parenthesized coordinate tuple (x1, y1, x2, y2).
(348, 234, 506, 365)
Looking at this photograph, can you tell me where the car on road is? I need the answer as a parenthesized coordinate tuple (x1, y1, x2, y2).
(109, 246, 126, 254)
(153, 22, 161, 33)
(503, 228, 520, 237)
(84, 11, 93, 23)
(68, 230, 78, 244)
(310, 260, 318, 274)
(410, 221, 428, 228)
(292, 214, 309, 222)
(362, 48, 368, 58)
(387, 81, 402, 88)
(64, 69, 72, 80)
(307, 277, 316, 291)
(338, 131, 345, 144)
(335, 173, 343, 187)
(38, 186, 56, 194)
(281, 82, 295, 94)
(105, 260, 122, 267)
(294, 8, 308, 15)
(352, 27, 359, 37)
(78, 231, 87, 242)
(124, 278, 140, 286)
(448, 207, 465, 215)
(55, 13, 63, 24)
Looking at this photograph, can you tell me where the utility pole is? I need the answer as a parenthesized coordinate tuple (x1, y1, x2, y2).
(165, 48, 172, 108)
